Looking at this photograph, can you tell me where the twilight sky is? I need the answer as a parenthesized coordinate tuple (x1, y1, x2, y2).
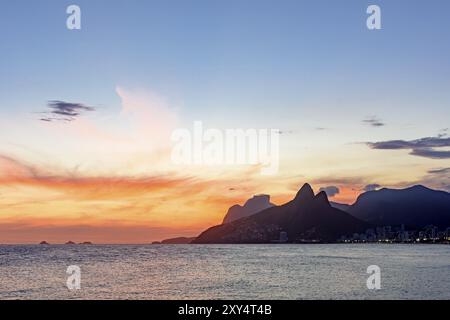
(0, 0, 449, 243)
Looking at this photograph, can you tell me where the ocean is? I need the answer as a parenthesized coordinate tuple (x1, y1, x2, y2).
(0, 244, 449, 300)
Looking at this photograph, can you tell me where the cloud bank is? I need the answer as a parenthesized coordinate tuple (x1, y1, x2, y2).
(368, 136, 450, 159)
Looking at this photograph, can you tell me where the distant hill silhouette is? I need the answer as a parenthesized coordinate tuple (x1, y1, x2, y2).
(161, 237, 196, 244)
(330, 201, 351, 212)
(193, 184, 369, 243)
(222, 194, 274, 224)
(343, 185, 450, 228)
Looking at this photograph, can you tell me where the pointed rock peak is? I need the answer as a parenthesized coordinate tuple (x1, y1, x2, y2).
(409, 185, 431, 191)
(295, 183, 315, 201)
(314, 191, 330, 206)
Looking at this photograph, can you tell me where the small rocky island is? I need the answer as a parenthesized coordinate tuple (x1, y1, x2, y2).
(38, 241, 94, 245)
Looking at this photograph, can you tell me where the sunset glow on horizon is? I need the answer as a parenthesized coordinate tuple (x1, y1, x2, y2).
(1, 0, 449, 243)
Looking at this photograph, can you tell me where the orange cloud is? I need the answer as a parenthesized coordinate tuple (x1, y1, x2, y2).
(0, 153, 372, 243)
(0, 154, 272, 243)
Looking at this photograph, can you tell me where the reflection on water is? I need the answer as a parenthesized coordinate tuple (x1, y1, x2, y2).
(0, 244, 449, 299)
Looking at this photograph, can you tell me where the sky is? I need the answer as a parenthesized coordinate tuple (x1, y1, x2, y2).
(0, 0, 449, 243)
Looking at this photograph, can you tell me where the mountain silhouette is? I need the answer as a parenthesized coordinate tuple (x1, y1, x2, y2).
(193, 183, 369, 243)
(161, 237, 196, 244)
(330, 201, 350, 212)
(344, 185, 450, 228)
(222, 194, 274, 224)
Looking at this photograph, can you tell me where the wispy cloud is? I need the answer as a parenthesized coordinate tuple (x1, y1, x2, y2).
(418, 167, 450, 192)
(276, 129, 295, 135)
(438, 128, 448, 138)
(0, 154, 38, 178)
(39, 100, 96, 122)
(368, 136, 450, 159)
(362, 116, 385, 127)
(0, 153, 193, 200)
(427, 167, 450, 175)
(311, 176, 367, 186)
